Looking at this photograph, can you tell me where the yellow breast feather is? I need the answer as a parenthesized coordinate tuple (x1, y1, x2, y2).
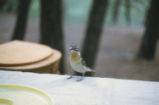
(70, 52, 80, 61)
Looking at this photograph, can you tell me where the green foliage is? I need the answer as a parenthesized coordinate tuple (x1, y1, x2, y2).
(106, 0, 150, 25)
(0, 0, 150, 26)
(63, 0, 92, 24)
(29, 0, 40, 17)
(111, 0, 121, 24)
(65, 0, 150, 25)
(1, 0, 18, 12)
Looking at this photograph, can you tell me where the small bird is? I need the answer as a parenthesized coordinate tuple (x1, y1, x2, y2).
(67, 45, 93, 81)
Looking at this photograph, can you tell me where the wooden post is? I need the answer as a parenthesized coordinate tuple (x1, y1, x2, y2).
(138, 0, 159, 60)
(40, 0, 65, 74)
(82, 0, 109, 75)
(12, 0, 31, 40)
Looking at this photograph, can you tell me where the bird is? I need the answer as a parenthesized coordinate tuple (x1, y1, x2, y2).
(67, 45, 93, 81)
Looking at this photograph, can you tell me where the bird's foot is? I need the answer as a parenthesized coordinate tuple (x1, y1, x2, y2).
(76, 76, 84, 81)
(67, 75, 73, 79)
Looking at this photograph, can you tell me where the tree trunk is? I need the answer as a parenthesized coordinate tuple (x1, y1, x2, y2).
(138, 0, 159, 60)
(0, 0, 6, 9)
(82, 0, 109, 75)
(40, 0, 65, 74)
(12, 0, 31, 40)
(124, 0, 131, 25)
(112, 0, 121, 24)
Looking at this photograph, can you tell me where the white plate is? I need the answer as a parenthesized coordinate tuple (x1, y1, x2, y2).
(0, 85, 53, 105)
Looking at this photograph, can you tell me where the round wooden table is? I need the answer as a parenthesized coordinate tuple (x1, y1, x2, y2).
(0, 40, 61, 74)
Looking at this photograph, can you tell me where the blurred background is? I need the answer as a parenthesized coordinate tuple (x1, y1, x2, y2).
(0, 0, 159, 81)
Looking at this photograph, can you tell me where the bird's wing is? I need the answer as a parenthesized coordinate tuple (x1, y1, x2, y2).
(81, 58, 86, 66)
(80, 57, 95, 72)
(84, 66, 94, 72)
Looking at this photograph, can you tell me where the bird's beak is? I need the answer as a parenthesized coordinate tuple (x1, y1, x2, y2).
(69, 46, 72, 51)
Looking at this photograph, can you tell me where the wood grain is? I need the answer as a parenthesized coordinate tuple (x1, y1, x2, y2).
(0, 49, 61, 73)
(0, 40, 53, 66)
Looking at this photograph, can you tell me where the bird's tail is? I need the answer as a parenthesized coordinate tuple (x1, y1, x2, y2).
(84, 66, 95, 72)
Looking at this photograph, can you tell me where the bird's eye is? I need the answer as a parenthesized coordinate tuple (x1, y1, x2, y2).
(75, 48, 79, 51)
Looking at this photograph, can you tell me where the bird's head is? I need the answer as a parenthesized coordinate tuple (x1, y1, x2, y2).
(69, 45, 80, 52)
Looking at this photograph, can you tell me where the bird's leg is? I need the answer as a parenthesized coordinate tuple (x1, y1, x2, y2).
(67, 75, 73, 79)
(76, 73, 85, 81)
(67, 72, 74, 79)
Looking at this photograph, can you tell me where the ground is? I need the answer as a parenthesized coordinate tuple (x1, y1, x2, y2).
(1, 13, 159, 81)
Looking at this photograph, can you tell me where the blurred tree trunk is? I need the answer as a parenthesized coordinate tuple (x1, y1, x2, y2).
(112, 0, 121, 24)
(40, 0, 65, 74)
(124, 0, 131, 25)
(82, 0, 109, 75)
(138, 0, 159, 60)
(12, 0, 31, 40)
(0, 0, 6, 9)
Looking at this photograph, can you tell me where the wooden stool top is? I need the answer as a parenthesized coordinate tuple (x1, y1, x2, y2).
(0, 40, 62, 73)
(0, 49, 61, 72)
(0, 40, 53, 66)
